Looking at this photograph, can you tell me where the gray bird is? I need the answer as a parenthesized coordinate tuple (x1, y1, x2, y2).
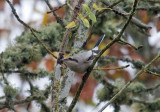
(62, 34, 105, 73)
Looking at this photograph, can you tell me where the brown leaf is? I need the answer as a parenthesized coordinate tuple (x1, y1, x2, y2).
(0, 108, 8, 112)
(0, 29, 10, 37)
(108, 42, 124, 57)
(70, 74, 97, 102)
(27, 61, 38, 71)
(104, 63, 131, 82)
(126, 46, 145, 61)
(0, 0, 5, 11)
(13, 0, 20, 5)
(45, 56, 55, 72)
(80, 76, 97, 102)
(138, 10, 149, 24)
(139, 72, 158, 82)
(48, 7, 65, 23)
(156, 18, 160, 31)
(106, 70, 131, 82)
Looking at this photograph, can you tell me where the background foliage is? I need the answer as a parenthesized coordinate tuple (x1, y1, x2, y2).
(0, 0, 160, 112)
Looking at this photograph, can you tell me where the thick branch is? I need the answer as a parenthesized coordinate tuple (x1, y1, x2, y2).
(52, 0, 84, 111)
(67, 0, 138, 112)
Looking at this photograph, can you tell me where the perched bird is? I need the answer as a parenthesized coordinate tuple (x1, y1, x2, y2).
(62, 34, 105, 73)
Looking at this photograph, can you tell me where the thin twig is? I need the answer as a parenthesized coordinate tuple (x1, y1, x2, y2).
(45, 0, 65, 27)
(94, 65, 129, 70)
(146, 70, 160, 77)
(119, 39, 140, 50)
(104, 56, 160, 74)
(109, 0, 122, 8)
(66, 0, 74, 11)
(47, 4, 66, 14)
(109, 36, 141, 50)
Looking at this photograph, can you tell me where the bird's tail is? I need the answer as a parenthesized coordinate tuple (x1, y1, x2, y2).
(92, 34, 105, 51)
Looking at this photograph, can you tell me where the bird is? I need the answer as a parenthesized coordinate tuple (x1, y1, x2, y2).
(62, 34, 105, 73)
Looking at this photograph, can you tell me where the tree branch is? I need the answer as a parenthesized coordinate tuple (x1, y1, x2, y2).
(98, 53, 160, 112)
(142, 0, 160, 3)
(67, 0, 139, 111)
(137, 6, 160, 11)
(52, 0, 84, 111)
(132, 98, 160, 106)
(0, 96, 44, 109)
(102, 56, 160, 73)
(47, 4, 66, 14)
(146, 70, 160, 77)
(101, 0, 152, 30)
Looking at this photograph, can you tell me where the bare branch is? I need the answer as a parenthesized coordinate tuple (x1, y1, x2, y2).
(146, 70, 160, 77)
(94, 65, 130, 70)
(47, 4, 66, 14)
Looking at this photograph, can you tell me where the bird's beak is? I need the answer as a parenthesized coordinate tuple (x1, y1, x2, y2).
(60, 58, 64, 62)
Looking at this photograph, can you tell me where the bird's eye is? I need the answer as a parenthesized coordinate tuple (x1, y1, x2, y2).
(68, 58, 73, 60)
(68, 58, 78, 63)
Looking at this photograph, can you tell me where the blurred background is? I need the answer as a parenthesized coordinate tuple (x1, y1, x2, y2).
(0, 0, 160, 112)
